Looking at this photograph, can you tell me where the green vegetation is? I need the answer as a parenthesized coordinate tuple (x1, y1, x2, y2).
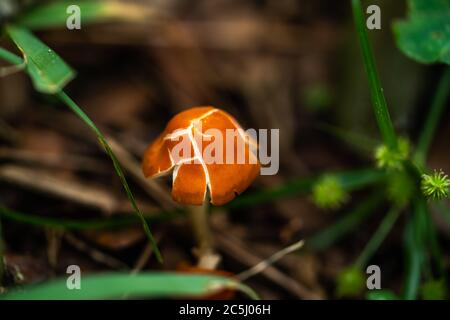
(0, 0, 449, 300)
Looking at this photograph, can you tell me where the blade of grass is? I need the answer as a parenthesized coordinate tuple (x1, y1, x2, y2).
(0, 205, 182, 230)
(227, 168, 385, 209)
(355, 206, 403, 267)
(318, 123, 379, 156)
(0, 37, 162, 262)
(0, 47, 23, 65)
(403, 197, 427, 299)
(17, 0, 156, 30)
(5, 25, 75, 94)
(351, 0, 398, 149)
(414, 67, 450, 166)
(309, 192, 384, 251)
(424, 205, 445, 277)
(1, 272, 259, 300)
(56, 92, 162, 262)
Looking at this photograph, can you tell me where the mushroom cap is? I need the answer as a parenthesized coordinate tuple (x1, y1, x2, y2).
(142, 106, 260, 206)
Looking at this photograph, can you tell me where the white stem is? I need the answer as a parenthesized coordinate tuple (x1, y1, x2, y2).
(186, 203, 220, 269)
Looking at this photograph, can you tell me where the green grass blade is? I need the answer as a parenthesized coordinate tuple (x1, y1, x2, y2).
(227, 168, 384, 209)
(0, 47, 23, 65)
(424, 207, 445, 277)
(0, 44, 162, 262)
(403, 198, 427, 299)
(17, 0, 154, 30)
(56, 91, 162, 263)
(16, 1, 104, 29)
(309, 192, 384, 251)
(0, 205, 181, 230)
(351, 0, 398, 149)
(414, 67, 450, 166)
(1, 272, 259, 300)
(5, 25, 75, 94)
(319, 123, 379, 156)
(356, 206, 402, 267)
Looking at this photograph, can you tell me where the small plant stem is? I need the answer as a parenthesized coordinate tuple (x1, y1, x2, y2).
(0, 205, 181, 229)
(351, 0, 398, 150)
(355, 206, 402, 268)
(309, 192, 383, 250)
(0, 45, 163, 263)
(425, 210, 445, 277)
(0, 47, 23, 65)
(414, 67, 450, 167)
(186, 203, 220, 269)
(0, 48, 161, 262)
(403, 198, 427, 299)
(55, 91, 162, 263)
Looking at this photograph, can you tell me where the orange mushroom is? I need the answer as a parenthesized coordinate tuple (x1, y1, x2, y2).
(142, 106, 260, 206)
(142, 106, 260, 269)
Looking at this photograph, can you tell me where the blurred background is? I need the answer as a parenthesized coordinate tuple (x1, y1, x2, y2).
(0, 0, 448, 299)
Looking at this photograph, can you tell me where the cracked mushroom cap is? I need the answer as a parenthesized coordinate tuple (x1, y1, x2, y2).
(142, 106, 260, 206)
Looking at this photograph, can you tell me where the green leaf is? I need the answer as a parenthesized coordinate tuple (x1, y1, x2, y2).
(393, 0, 450, 65)
(5, 25, 75, 93)
(0, 272, 259, 300)
(17, 0, 155, 30)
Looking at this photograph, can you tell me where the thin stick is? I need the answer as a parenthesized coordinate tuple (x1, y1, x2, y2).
(64, 233, 129, 270)
(0, 165, 118, 212)
(236, 240, 304, 281)
(131, 244, 153, 274)
(214, 229, 320, 299)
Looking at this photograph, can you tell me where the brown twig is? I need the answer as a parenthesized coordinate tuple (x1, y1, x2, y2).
(0, 165, 118, 213)
(0, 148, 107, 174)
(214, 229, 322, 299)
